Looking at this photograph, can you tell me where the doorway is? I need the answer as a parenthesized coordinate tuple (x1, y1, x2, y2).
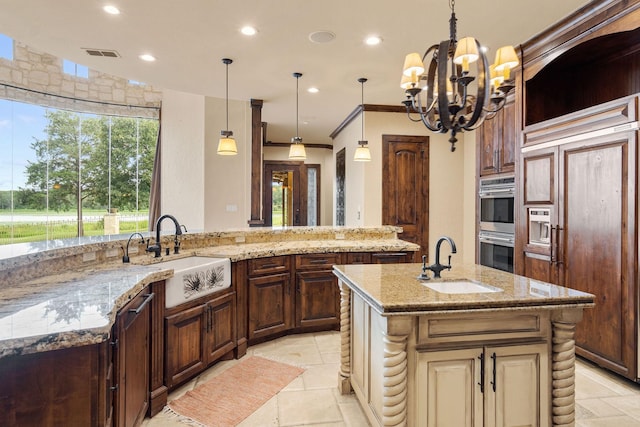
(263, 161, 321, 227)
(382, 135, 430, 255)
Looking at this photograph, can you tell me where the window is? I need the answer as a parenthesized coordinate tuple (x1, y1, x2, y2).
(0, 99, 159, 245)
(62, 59, 89, 78)
(0, 34, 13, 60)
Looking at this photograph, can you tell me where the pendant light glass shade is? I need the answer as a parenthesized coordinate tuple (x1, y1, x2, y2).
(217, 58, 237, 156)
(354, 78, 371, 162)
(288, 72, 306, 160)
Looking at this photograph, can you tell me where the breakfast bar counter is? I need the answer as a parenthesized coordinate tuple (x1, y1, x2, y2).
(333, 262, 594, 427)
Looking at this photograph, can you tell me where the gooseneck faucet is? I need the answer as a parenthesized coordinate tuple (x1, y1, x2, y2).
(419, 236, 457, 279)
(146, 214, 186, 257)
(122, 232, 147, 263)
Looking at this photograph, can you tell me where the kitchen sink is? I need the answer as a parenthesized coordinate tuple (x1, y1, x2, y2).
(160, 257, 231, 307)
(423, 280, 502, 294)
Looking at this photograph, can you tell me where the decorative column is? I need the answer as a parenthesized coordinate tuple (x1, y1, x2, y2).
(382, 316, 412, 427)
(551, 309, 584, 427)
(338, 281, 352, 394)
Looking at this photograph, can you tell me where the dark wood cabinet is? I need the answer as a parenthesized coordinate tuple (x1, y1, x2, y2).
(165, 291, 235, 388)
(294, 253, 341, 330)
(371, 251, 414, 263)
(518, 97, 638, 380)
(478, 96, 516, 176)
(247, 255, 292, 343)
(113, 290, 154, 427)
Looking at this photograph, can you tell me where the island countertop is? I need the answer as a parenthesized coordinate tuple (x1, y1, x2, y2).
(333, 262, 595, 314)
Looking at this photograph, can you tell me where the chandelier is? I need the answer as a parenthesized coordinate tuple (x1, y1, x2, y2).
(401, 0, 519, 152)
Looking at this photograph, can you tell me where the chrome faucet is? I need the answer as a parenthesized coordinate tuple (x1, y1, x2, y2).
(146, 214, 186, 257)
(420, 236, 457, 279)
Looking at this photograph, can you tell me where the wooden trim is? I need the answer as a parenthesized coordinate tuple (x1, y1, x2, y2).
(521, 0, 640, 81)
(264, 141, 333, 150)
(248, 99, 264, 227)
(330, 104, 407, 139)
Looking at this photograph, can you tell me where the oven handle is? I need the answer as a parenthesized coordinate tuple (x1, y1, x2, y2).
(478, 189, 515, 198)
(479, 235, 514, 247)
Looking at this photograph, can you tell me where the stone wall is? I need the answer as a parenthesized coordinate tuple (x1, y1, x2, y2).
(0, 40, 162, 118)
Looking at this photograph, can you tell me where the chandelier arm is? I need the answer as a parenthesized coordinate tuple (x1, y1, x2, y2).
(436, 40, 453, 132)
(462, 38, 490, 130)
(415, 88, 442, 132)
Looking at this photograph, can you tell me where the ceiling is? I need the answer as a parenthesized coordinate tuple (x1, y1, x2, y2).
(0, 0, 590, 145)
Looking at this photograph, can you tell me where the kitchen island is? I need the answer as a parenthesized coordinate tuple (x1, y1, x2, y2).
(333, 262, 595, 427)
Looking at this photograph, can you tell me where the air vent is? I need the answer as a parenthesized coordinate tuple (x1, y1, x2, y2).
(83, 48, 120, 58)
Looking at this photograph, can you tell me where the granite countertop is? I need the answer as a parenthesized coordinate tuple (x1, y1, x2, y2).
(0, 264, 172, 358)
(333, 263, 595, 315)
(0, 236, 420, 358)
(194, 239, 418, 261)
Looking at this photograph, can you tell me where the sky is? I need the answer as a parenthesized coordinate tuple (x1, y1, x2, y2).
(0, 100, 47, 190)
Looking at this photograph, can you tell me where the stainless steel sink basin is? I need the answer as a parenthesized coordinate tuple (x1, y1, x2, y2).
(423, 280, 502, 294)
(160, 257, 231, 307)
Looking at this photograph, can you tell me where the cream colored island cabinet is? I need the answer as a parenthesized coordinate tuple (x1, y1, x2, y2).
(334, 263, 594, 427)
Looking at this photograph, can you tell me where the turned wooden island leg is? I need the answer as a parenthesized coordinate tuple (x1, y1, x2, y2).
(382, 332, 409, 427)
(551, 309, 584, 427)
(338, 281, 352, 394)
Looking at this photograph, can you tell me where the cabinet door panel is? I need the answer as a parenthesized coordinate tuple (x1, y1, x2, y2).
(165, 305, 206, 387)
(561, 137, 635, 376)
(487, 343, 548, 427)
(248, 273, 291, 341)
(417, 348, 483, 427)
(296, 270, 339, 328)
(523, 151, 554, 204)
(500, 100, 516, 173)
(206, 293, 235, 362)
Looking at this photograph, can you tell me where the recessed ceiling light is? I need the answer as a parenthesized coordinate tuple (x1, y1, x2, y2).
(480, 46, 489, 53)
(139, 54, 156, 62)
(365, 35, 383, 46)
(241, 26, 258, 36)
(103, 5, 120, 15)
(307, 87, 319, 94)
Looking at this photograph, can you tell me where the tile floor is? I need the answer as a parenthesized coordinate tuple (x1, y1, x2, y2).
(143, 331, 640, 427)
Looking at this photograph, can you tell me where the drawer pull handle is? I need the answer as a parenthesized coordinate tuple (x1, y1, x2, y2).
(260, 263, 280, 268)
(309, 259, 329, 264)
(128, 293, 155, 314)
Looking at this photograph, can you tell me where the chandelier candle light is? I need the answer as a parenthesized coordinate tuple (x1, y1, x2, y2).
(288, 72, 306, 160)
(354, 77, 371, 162)
(401, 0, 519, 152)
(217, 58, 237, 155)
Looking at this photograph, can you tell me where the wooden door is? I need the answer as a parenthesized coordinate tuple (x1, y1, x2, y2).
(382, 135, 429, 255)
(559, 132, 637, 378)
(263, 161, 307, 227)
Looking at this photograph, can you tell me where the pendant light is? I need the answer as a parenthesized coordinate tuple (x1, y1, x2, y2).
(288, 72, 306, 160)
(354, 77, 371, 162)
(217, 58, 237, 155)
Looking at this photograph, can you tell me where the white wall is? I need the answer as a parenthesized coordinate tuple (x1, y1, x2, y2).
(160, 90, 206, 231)
(332, 110, 475, 264)
(161, 90, 252, 232)
(203, 96, 252, 230)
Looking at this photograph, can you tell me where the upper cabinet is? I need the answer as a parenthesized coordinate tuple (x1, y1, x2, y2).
(478, 95, 516, 176)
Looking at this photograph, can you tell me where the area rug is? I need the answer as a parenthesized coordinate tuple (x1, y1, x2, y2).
(165, 356, 305, 427)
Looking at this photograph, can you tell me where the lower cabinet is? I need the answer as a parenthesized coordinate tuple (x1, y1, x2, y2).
(416, 343, 548, 427)
(247, 256, 293, 343)
(295, 253, 341, 329)
(113, 290, 155, 427)
(165, 291, 235, 388)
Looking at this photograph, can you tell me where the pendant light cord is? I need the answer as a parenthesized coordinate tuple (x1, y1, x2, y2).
(225, 61, 229, 131)
(358, 77, 368, 145)
(295, 73, 300, 138)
